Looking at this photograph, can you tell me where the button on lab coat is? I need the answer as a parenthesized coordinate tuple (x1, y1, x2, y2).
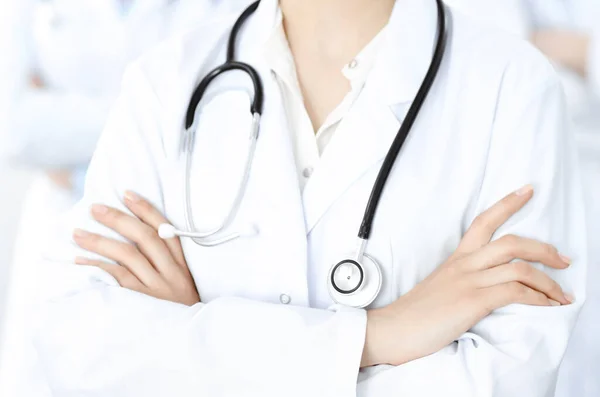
(30, 1, 587, 396)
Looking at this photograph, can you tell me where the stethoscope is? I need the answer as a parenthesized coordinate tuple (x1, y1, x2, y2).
(159, 0, 448, 308)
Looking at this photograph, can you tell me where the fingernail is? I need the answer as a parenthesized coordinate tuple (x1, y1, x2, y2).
(549, 299, 561, 306)
(91, 204, 109, 216)
(73, 229, 90, 239)
(559, 254, 572, 265)
(515, 184, 533, 196)
(564, 293, 575, 304)
(124, 191, 141, 203)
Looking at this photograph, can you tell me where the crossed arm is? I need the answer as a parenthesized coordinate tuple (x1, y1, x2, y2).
(73, 186, 574, 370)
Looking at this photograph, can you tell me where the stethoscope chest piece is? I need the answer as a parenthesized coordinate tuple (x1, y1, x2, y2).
(327, 254, 382, 309)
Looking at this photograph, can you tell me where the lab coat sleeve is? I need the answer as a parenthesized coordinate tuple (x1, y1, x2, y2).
(30, 64, 367, 397)
(358, 63, 587, 396)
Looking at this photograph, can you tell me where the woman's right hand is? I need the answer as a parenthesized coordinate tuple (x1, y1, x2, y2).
(361, 184, 574, 368)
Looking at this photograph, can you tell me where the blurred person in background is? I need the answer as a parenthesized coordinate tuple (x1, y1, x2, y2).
(0, 0, 251, 395)
(3, 0, 193, 268)
(444, 1, 600, 396)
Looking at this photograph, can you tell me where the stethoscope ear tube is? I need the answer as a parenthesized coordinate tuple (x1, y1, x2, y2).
(185, 1, 263, 130)
(226, 1, 261, 62)
(181, 110, 261, 246)
(180, 0, 264, 248)
(185, 62, 264, 130)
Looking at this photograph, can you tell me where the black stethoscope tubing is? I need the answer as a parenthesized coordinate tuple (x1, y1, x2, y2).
(359, 0, 447, 240)
(185, 1, 264, 130)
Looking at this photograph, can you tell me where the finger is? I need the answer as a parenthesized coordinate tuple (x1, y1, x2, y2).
(73, 229, 156, 285)
(467, 234, 570, 271)
(456, 185, 534, 256)
(75, 256, 147, 293)
(480, 282, 554, 314)
(123, 191, 187, 267)
(475, 261, 570, 305)
(90, 204, 177, 273)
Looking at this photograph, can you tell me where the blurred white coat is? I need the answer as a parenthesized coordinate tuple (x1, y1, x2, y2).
(445, 0, 600, 139)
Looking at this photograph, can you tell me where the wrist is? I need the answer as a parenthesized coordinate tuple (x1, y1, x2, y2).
(360, 308, 389, 368)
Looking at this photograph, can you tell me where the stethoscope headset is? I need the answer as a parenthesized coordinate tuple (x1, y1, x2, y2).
(159, 0, 448, 308)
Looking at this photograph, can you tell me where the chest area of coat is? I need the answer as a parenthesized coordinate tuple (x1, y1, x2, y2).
(162, 83, 495, 309)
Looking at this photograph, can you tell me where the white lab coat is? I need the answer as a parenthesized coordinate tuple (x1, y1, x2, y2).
(28, 1, 587, 396)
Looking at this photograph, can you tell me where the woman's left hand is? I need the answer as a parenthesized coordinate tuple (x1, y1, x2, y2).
(73, 191, 200, 306)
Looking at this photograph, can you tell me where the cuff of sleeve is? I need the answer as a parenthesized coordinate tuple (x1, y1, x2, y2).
(330, 306, 367, 396)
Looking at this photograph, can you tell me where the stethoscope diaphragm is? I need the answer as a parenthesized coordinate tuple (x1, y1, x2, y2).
(327, 253, 383, 309)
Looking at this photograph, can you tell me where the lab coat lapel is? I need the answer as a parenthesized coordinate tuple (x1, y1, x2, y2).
(302, 90, 401, 235)
(302, 0, 440, 234)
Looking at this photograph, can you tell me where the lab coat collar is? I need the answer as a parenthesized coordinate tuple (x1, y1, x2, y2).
(371, 0, 441, 105)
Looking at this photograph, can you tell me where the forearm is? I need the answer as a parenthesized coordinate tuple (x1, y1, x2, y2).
(357, 314, 579, 397)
